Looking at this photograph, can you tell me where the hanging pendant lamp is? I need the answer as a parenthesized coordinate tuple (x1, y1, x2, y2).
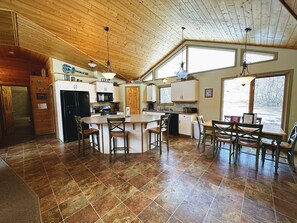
(102, 26, 116, 80)
(237, 27, 255, 86)
(176, 27, 188, 80)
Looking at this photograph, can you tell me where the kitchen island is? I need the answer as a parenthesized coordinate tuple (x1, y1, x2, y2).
(81, 114, 161, 153)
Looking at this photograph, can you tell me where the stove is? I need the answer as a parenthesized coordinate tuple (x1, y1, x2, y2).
(93, 105, 117, 116)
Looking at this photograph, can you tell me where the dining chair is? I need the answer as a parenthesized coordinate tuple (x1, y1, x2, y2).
(212, 120, 236, 164)
(148, 114, 171, 154)
(107, 117, 129, 162)
(262, 121, 297, 172)
(197, 115, 213, 149)
(235, 122, 263, 170)
(74, 115, 100, 156)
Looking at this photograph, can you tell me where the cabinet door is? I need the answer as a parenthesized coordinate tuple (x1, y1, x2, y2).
(171, 82, 182, 101)
(90, 84, 97, 103)
(182, 80, 198, 101)
(178, 114, 192, 136)
(113, 86, 120, 102)
(147, 85, 156, 102)
(96, 82, 113, 92)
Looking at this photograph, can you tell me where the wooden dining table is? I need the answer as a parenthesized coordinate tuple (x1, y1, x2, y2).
(202, 120, 287, 173)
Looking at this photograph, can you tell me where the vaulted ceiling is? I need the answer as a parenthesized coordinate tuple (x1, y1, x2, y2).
(0, 0, 296, 80)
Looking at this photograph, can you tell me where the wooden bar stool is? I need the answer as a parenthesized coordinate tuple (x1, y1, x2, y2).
(107, 117, 129, 162)
(74, 115, 100, 156)
(148, 114, 171, 154)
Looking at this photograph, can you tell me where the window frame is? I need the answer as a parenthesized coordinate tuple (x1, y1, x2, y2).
(187, 45, 237, 74)
(240, 49, 278, 65)
(154, 47, 188, 80)
(220, 71, 291, 131)
(158, 85, 173, 105)
(142, 71, 153, 82)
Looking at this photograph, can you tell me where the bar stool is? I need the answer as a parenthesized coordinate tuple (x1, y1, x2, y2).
(74, 115, 100, 156)
(107, 117, 129, 162)
(148, 114, 171, 154)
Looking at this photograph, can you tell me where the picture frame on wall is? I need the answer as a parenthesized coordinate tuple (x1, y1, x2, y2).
(205, 88, 213, 98)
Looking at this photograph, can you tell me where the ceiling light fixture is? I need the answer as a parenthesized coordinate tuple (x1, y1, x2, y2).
(237, 27, 255, 86)
(88, 60, 97, 68)
(176, 27, 188, 80)
(102, 26, 116, 80)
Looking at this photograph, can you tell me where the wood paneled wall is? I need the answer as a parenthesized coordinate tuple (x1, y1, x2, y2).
(0, 57, 45, 86)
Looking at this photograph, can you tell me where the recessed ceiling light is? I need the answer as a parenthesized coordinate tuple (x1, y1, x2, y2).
(8, 51, 14, 55)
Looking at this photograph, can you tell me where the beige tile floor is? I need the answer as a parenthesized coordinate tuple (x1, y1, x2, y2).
(0, 135, 297, 223)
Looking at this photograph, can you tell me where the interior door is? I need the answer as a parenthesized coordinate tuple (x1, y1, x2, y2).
(1, 86, 14, 135)
(125, 87, 140, 115)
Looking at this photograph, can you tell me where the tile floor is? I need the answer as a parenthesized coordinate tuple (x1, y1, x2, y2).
(0, 135, 297, 223)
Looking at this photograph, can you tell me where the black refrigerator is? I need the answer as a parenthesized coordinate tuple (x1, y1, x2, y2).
(61, 90, 90, 142)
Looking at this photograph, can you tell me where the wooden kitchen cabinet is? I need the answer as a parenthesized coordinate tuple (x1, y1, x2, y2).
(171, 80, 199, 102)
(147, 84, 157, 102)
(96, 81, 113, 93)
(178, 114, 197, 137)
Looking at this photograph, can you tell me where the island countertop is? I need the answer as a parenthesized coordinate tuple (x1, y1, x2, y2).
(82, 114, 161, 125)
(81, 114, 161, 154)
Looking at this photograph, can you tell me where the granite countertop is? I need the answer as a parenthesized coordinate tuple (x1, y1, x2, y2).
(143, 109, 197, 115)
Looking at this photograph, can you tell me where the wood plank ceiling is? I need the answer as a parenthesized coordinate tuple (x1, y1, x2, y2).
(0, 0, 296, 80)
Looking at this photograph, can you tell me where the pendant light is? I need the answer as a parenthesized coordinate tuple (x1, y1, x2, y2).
(237, 27, 255, 86)
(88, 60, 97, 68)
(176, 27, 188, 80)
(102, 26, 116, 80)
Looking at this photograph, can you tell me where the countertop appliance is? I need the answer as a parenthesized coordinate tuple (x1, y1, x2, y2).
(93, 105, 117, 116)
(61, 90, 90, 142)
(183, 107, 198, 113)
(97, 92, 113, 102)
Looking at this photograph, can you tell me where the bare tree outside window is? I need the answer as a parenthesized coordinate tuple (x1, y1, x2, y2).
(160, 87, 172, 104)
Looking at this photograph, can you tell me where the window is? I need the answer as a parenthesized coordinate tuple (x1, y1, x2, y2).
(222, 74, 287, 128)
(188, 46, 236, 73)
(159, 86, 172, 104)
(143, 72, 153, 82)
(155, 50, 186, 79)
(244, 50, 276, 64)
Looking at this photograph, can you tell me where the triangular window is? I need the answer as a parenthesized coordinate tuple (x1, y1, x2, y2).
(244, 50, 276, 64)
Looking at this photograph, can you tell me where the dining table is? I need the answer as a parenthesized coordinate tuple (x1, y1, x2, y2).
(202, 120, 287, 173)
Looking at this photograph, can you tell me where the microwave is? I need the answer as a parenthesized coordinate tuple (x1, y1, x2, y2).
(97, 92, 113, 102)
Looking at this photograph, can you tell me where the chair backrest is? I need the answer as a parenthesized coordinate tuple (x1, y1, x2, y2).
(212, 120, 234, 140)
(107, 117, 126, 134)
(74, 115, 82, 133)
(197, 115, 205, 133)
(235, 122, 263, 147)
(288, 122, 297, 150)
(160, 114, 171, 134)
(242, 113, 257, 124)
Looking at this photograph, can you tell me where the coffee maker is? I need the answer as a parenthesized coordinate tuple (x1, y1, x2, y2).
(148, 102, 154, 110)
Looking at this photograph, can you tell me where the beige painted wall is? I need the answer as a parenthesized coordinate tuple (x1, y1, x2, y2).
(147, 41, 297, 132)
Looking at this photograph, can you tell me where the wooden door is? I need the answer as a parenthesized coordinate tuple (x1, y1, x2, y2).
(1, 86, 14, 135)
(125, 87, 140, 115)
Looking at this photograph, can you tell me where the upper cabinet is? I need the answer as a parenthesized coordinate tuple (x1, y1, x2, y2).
(55, 80, 90, 92)
(147, 84, 157, 102)
(171, 80, 199, 102)
(96, 82, 113, 93)
(113, 86, 120, 103)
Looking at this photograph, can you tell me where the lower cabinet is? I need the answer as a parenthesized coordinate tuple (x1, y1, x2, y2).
(178, 114, 197, 137)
